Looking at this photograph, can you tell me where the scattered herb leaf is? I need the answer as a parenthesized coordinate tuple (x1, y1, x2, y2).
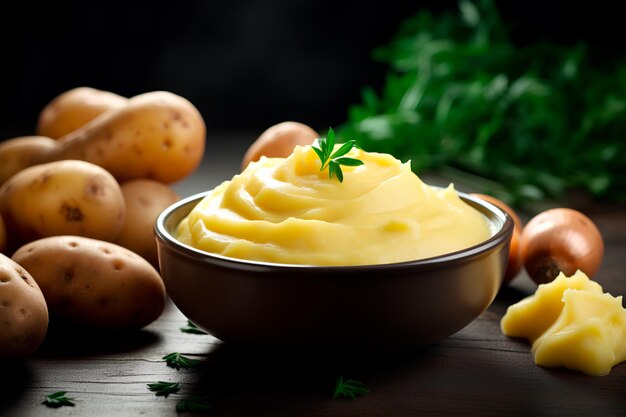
(180, 320, 207, 335)
(312, 127, 363, 182)
(163, 352, 202, 369)
(42, 391, 75, 408)
(333, 376, 369, 399)
(147, 381, 181, 397)
(176, 396, 213, 413)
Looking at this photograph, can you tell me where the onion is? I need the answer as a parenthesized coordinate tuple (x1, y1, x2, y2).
(472, 193, 523, 284)
(520, 208, 604, 285)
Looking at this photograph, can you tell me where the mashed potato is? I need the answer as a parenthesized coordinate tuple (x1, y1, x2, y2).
(176, 144, 491, 266)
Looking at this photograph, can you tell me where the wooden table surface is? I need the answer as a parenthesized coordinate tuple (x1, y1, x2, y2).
(2, 135, 625, 417)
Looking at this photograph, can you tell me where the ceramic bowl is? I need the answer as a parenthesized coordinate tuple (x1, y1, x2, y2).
(155, 190, 513, 350)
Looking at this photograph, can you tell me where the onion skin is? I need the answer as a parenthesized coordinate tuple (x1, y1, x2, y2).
(520, 208, 604, 285)
(472, 194, 523, 231)
(472, 193, 523, 284)
(505, 227, 522, 284)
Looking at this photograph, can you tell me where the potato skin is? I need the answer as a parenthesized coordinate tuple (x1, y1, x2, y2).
(115, 179, 180, 267)
(50, 91, 206, 183)
(241, 121, 318, 170)
(12, 236, 166, 330)
(37, 87, 128, 139)
(0, 253, 49, 358)
(0, 214, 6, 253)
(0, 160, 126, 247)
(0, 136, 58, 186)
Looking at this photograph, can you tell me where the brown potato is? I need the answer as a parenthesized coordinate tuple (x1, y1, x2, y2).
(0, 253, 49, 358)
(0, 160, 126, 247)
(37, 87, 128, 139)
(2, 91, 205, 185)
(0, 136, 58, 186)
(241, 121, 318, 170)
(12, 236, 166, 330)
(50, 91, 206, 183)
(0, 214, 6, 254)
(115, 179, 180, 267)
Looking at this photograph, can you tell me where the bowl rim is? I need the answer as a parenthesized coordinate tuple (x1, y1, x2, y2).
(155, 188, 514, 272)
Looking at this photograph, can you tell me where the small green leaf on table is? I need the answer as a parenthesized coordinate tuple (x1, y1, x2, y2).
(176, 396, 213, 413)
(333, 376, 369, 399)
(42, 391, 75, 408)
(163, 352, 202, 369)
(147, 381, 181, 398)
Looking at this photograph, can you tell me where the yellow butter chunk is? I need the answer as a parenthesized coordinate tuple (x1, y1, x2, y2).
(533, 289, 626, 376)
(176, 143, 491, 266)
(501, 270, 626, 376)
(501, 270, 603, 342)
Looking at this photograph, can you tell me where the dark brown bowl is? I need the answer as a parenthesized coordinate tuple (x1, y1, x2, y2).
(155, 190, 513, 351)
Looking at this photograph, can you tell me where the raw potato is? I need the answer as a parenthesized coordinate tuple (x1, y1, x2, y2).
(115, 179, 180, 267)
(0, 136, 58, 185)
(50, 91, 206, 183)
(37, 87, 128, 139)
(0, 160, 126, 247)
(12, 236, 166, 330)
(241, 121, 319, 170)
(0, 253, 49, 358)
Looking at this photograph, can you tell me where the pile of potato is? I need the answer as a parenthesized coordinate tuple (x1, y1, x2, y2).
(0, 87, 206, 358)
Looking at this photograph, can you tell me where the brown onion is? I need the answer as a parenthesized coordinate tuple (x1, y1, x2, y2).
(472, 193, 524, 283)
(520, 208, 604, 285)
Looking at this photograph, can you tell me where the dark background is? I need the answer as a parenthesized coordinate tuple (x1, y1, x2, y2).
(1, 0, 623, 140)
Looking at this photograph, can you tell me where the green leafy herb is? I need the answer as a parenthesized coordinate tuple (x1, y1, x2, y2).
(340, 0, 626, 207)
(312, 127, 363, 182)
(147, 381, 181, 397)
(180, 320, 207, 335)
(42, 391, 75, 408)
(163, 352, 202, 369)
(332, 376, 369, 399)
(176, 396, 213, 413)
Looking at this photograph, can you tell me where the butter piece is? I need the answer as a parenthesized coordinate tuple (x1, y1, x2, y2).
(501, 270, 603, 342)
(501, 270, 626, 376)
(533, 289, 626, 376)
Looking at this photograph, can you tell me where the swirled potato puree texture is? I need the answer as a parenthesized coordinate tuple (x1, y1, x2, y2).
(175, 144, 491, 266)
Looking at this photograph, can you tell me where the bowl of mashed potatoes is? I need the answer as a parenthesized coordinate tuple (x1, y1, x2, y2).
(155, 144, 514, 350)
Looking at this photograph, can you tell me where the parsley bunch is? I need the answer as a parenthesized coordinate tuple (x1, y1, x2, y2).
(340, 0, 626, 207)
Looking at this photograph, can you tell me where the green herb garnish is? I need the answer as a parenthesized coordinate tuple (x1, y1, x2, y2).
(180, 320, 207, 335)
(176, 396, 213, 413)
(42, 391, 75, 408)
(163, 352, 202, 369)
(147, 381, 181, 397)
(340, 0, 626, 207)
(332, 376, 369, 399)
(312, 127, 363, 182)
